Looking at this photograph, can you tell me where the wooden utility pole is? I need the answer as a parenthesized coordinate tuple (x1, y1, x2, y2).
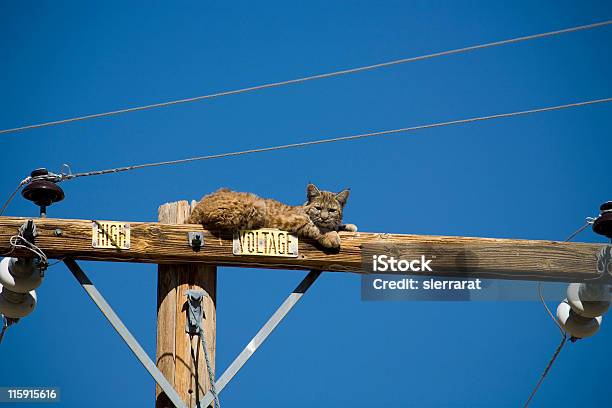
(156, 201, 217, 408)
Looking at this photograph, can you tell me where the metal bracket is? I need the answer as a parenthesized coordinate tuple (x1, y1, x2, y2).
(188, 232, 204, 250)
(186, 290, 205, 335)
(15, 220, 46, 276)
(597, 245, 612, 277)
(199, 270, 321, 407)
(63, 259, 187, 408)
(19, 220, 37, 244)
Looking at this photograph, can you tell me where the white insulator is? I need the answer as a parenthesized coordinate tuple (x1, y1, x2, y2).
(556, 300, 602, 339)
(567, 282, 612, 318)
(0, 281, 37, 319)
(0, 257, 44, 293)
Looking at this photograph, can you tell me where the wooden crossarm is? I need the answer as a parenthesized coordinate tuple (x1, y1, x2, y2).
(0, 215, 605, 282)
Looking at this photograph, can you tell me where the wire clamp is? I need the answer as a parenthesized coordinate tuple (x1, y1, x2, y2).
(185, 290, 205, 335)
(184, 290, 220, 408)
(185, 289, 204, 336)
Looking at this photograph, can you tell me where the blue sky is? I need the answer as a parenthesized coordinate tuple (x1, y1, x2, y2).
(1, 1, 612, 407)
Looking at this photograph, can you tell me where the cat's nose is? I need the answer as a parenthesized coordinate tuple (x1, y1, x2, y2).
(321, 211, 329, 219)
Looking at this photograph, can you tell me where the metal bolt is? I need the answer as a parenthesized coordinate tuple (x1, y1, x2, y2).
(54, 228, 63, 237)
(187, 232, 203, 249)
(192, 236, 202, 247)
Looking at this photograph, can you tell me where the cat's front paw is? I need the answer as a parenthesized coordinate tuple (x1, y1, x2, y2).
(319, 231, 341, 249)
(342, 223, 358, 232)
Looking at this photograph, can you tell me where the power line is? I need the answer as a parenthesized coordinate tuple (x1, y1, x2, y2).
(1, 20, 611, 136)
(0, 178, 31, 216)
(523, 333, 567, 408)
(1, 96, 610, 215)
(59, 97, 612, 180)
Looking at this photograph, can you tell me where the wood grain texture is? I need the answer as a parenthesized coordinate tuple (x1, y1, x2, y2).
(155, 202, 217, 408)
(0, 215, 606, 282)
(156, 263, 176, 407)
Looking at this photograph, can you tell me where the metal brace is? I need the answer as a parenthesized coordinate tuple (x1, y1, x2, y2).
(63, 259, 187, 408)
(199, 270, 321, 407)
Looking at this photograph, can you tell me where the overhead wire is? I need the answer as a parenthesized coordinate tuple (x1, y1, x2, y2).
(0, 177, 32, 216)
(522, 332, 567, 408)
(0, 20, 610, 135)
(53, 97, 612, 180)
(0, 96, 610, 217)
(0, 315, 11, 345)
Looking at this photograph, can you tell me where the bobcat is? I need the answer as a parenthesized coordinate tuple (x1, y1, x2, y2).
(188, 184, 357, 249)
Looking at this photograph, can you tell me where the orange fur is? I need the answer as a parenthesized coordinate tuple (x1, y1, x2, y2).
(188, 184, 357, 249)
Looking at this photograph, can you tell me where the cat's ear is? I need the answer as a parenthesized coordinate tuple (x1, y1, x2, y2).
(307, 183, 321, 202)
(335, 189, 350, 206)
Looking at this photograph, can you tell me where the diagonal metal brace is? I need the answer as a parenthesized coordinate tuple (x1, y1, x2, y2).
(199, 270, 321, 407)
(63, 258, 187, 408)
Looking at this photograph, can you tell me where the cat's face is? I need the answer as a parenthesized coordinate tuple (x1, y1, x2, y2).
(303, 183, 349, 231)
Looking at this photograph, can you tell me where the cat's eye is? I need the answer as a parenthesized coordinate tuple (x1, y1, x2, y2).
(329, 208, 336, 212)
(315, 206, 322, 210)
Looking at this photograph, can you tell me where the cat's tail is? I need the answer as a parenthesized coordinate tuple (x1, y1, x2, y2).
(188, 189, 267, 231)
